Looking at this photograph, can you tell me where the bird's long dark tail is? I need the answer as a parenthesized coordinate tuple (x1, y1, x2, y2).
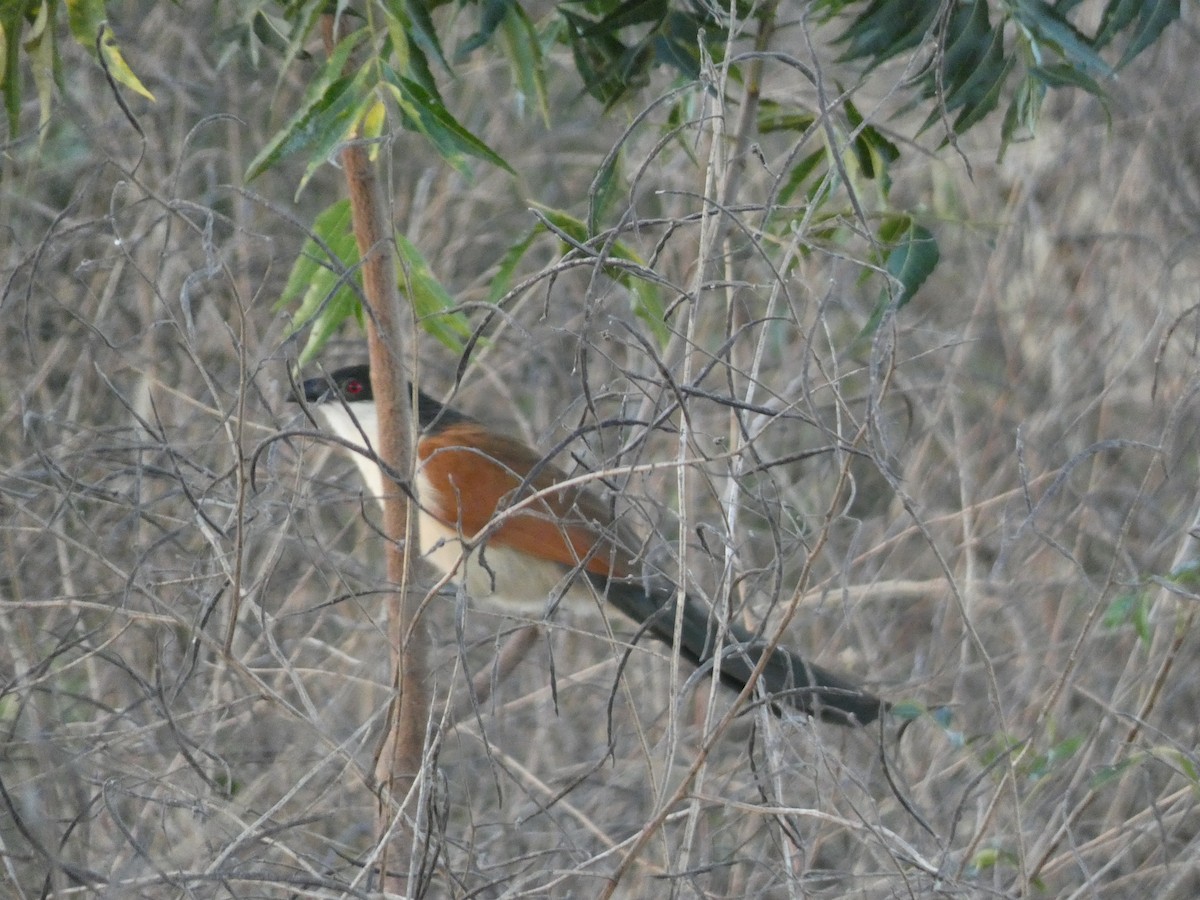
(595, 578, 884, 726)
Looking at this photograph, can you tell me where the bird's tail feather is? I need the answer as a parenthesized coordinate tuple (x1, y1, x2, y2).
(594, 577, 883, 726)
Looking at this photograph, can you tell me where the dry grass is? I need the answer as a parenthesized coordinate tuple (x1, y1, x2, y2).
(2, 2, 1199, 897)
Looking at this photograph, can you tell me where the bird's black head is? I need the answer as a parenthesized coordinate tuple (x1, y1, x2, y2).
(297, 364, 466, 430)
(300, 364, 373, 405)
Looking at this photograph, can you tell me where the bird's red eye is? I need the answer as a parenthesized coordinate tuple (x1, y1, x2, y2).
(345, 379, 364, 396)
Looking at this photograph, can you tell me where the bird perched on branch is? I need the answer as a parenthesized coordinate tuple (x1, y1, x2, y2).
(297, 364, 883, 725)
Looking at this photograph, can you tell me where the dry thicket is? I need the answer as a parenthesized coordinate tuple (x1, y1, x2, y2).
(2, 3, 1199, 897)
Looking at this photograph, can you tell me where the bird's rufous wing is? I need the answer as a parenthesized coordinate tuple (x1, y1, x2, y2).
(417, 423, 637, 580)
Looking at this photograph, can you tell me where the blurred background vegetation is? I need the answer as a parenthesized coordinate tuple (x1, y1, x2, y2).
(2, 1, 1199, 896)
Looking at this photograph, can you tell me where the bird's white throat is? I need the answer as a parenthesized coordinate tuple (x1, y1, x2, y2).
(311, 401, 386, 499)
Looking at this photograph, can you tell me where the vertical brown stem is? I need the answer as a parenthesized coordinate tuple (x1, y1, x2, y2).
(322, 15, 430, 894)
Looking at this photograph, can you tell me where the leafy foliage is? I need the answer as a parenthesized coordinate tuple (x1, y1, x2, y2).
(1, 0, 1184, 342)
(277, 199, 473, 363)
(1, 0, 152, 136)
(825, 0, 1181, 152)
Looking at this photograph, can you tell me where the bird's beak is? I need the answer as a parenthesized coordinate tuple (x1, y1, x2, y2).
(292, 375, 332, 405)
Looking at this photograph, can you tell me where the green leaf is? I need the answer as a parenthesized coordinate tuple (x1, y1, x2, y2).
(1089, 755, 1140, 789)
(396, 234, 472, 350)
(487, 228, 538, 304)
(836, 0, 939, 65)
(1094, 0, 1144, 47)
(861, 217, 939, 335)
(938, 0, 993, 79)
(562, 8, 642, 106)
(64, 0, 102, 44)
(628, 276, 668, 345)
(383, 64, 514, 176)
(0, 15, 17, 135)
(882, 219, 938, 300)
(499, 3, 549, 125)
(587, 150, 622, 235)
(279, 200, 474, 361)
(1003, 73, 1042, 146)
(937, 23, 1008, 116)
(1102, 590, 1151, 643)
(584, 0, 669, 35)
(458, 0, 511, 57)
(1152, 746, 1199, 784)
(887, 701, 926, 722)
(757, 100, 816, 135)
(533, 205, 669, 345)
(66, 5, 156, 103)
(916, 3, 1012, 141)
(1115, 0, 1180, 69)
(951, 52, 1013, 138)
(1029, 61, 1105, 93)
(21, 0, 55, 138)
(245, 30, 367, 185)
(775, 149, 825, 207)
(1023, 734, 1083, 780)
(277, 200, 362, 363)
(387, 0, 450, 72)
(1168, 559, 1200, 589)
(1012, 0, 1114, 78)
(968, 847, 1021, 874)
(845, 97, 898, 188)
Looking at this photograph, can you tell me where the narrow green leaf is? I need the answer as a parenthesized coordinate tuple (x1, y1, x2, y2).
(940, 24, 1008, 115)
(884, 222, 939, 306)
(24, 0, 54, 136)
(1168, 559, 1200, 589)
(533, 205, 668, 345)
(1095, 0, 1143, 47)
(96, 24, 155, 101)
(1, 17, 17, 134)
(277, 199, 355, 315)
(396, 234, 472, 350)
(845, 97, 898, 185)
(499, 3, 549, 125)
(1154, 746, 1199, 784)
(1029, 62, 1104, 93)
(64, 0, 104, 46)
(295, 280, 362, 364)
(458, 0, 511, 57)
(388, 0, 450, 72)
(757, 100, 816, 135)
(1001, 72, 1047, 147)
(278, 200, 363, 363)
(280, 200, 473, 359)
(563, 9, 637, 105)
(861, 218, 939, 335)
(836, 0, 939, 65)
(1116, 0, 1180, 69)
(1089, 756, 1140, 789)
(1013, 0, 1114, 78)
(585, 0, 669, 35)
(1101, 589, 1151, 642)
(951, 53, 1013, 137)
(588, 150, 622, 235)
(938, 0, 993, 80)
(487, 228, 538, 304)
(244, 30, 366, 182)
(383, 65, 514, 176)
(776, 148, 825, 206)
(887, 701, 925, 722)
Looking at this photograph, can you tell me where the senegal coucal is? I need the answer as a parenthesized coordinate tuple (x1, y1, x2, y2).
(297, 364, 883, 725)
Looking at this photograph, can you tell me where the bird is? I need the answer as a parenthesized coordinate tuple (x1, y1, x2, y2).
(296, 363, 883, 726)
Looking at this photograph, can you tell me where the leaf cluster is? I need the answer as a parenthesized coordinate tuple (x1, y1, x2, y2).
(1, 1, 1183, 354)
(823, 0, 1180, 154)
